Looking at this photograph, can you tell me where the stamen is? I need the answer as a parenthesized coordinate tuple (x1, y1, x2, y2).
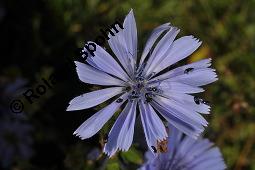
(129, 90, 140, 100)
(135, 74, 145, 82)
(136, 62, 146, 76)
(145, 93, 153, 102)
(147, 86, 163, 94)
(147, 72, 156, 80)
(129, 65, 161, 102)
(148, 79, 162, 86)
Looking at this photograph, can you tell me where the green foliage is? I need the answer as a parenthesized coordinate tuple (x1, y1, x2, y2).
(121, 147, 143, 165)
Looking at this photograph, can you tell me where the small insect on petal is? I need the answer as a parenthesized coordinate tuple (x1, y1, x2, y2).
(151, 146, 157, 153)
(184, 68, 194, 74)
(116, 98, 123, 103)
(201, 100, 210, 105)
(156, 139, 168, 153)
(194, 96, 200, 105)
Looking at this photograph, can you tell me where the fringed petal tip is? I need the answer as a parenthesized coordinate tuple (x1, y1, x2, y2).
(66, 104, 73, 111)
(73, 133, 85, 140)
(103, 149, 117, 158)
(103, 147, 126, 158)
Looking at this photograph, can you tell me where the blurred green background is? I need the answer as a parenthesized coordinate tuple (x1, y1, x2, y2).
(0, 0, 255, 169)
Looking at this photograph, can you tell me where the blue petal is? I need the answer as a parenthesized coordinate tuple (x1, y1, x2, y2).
(150, 58, 212, 81)
(153, 36, 202, 74)
(74, 61, 125, 86)
(122, 9, 138, 69)
(160, 81, 205, 94)
(73, 93, 128, 139)
(140, 124, 226, 170)
(104, 101, 137, 156)
(163, 92, 210, 114)
(108, 29, 134, 75)
(67, 87, 124, 111)
(139, 101, 168, 153)
(151, 99, 204, 139)
(144, 27, 180, 76)
(168, 68, 218, 87)
(139, 23, 171, 65)
(155, 96, 208, 127)
(86, 41, 130, 81)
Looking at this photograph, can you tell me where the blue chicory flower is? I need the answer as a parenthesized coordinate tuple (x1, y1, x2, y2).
(140, 124, 226, 170)
(67, 9, 218, 156)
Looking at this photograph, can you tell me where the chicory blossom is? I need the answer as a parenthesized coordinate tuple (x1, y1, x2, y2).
(67, 9, 218, 156)
(140, 124, 226, 170)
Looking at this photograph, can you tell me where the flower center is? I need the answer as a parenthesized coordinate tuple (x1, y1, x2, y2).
(127, 75, 161, 102)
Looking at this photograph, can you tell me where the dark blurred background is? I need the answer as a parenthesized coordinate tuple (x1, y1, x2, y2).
(0, 0, 254, 169)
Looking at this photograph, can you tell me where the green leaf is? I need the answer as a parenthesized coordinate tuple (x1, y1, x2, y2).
(106, 162, 120, 170)
(121, 147, 142, 164)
